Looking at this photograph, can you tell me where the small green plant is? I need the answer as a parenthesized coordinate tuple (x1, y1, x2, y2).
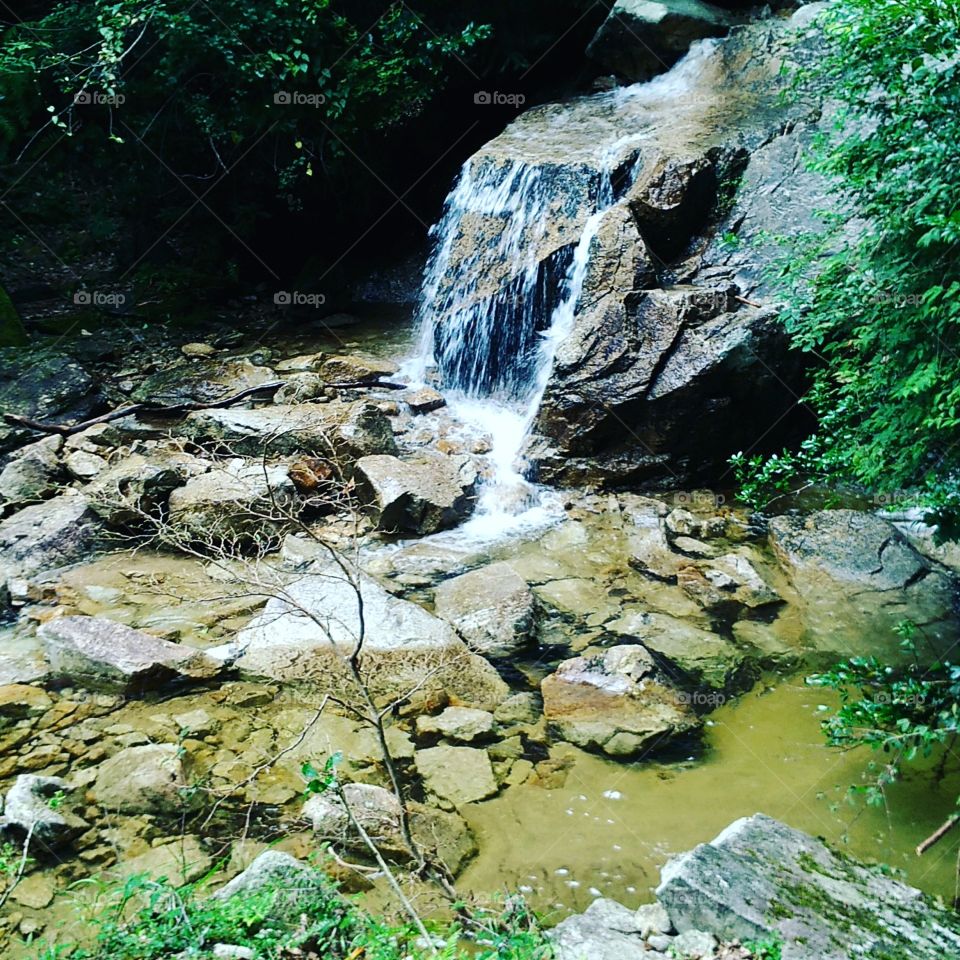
(744, 934, 783, 959)
(47, 789, 66, 811)
(302, 752, 342, 798)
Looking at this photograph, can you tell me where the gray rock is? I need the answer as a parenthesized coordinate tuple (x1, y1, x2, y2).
(433, 562, 535, 657)
(272, 372, 325, 404)
(39, 615, 222, 693)
(606, 611, 748, 691)
(405, 387, 446, 414)
(1, 775, 86, 847)
(678, 550, 781, 616)
(231, 559, 508, 710)
(414, 745, 498, 806)
(0, 495, 100, 602)
(672, 929, 717, 958)
(586, 0, 737, 82)
(90, 744, 189, 815)
(768, 510, 960, 663)
(416, 707, 495, 743)
(541, 645, 697, 757)
(0, 436, 63, 504)
(168, 460, 298, 544)
(656, 813, 960, 960)
(86, 451, 210, 528)
(214, 850, 318, 900)
(304, 783, 407, 856)
(213, 946, 254, 960)
(319, 354, 398, 383)
(550, 897, 648, 960)
(64, 448, 108, 481)
(355, 453, 477, 534)
(182, 400, 397, 461)
(635, 901, 672, 938)
(131, 358, 275, 406)
(493, 692, 542, 725)
(0, 348, 100, 455)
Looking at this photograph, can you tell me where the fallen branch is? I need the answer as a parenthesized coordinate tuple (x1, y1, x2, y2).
(2, 378, 407, 436)
(734, 294, 764, 309)
(916, 813, 960, 856)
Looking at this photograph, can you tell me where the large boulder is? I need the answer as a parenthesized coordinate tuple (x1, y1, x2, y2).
(229, 560, 508, 710)
(355, 453, 477, 534)
(0, 436, 63, 505)
(768, 510, 960, 663)
(656, 813, 960, 959)
(0, 347, 101, 454)
(214, 850, 324, 901)
(0, 494, 100, 602)
(129, 357, 276, 406)
(38, 615, 222, 693)
(181, 401, 397, 462)
(167, 460, 298, 544)
(541, 645, 698, 757)
(432, 562, 536, 657)
(586, 0, 738, 82)
(90, 744, 189, 815)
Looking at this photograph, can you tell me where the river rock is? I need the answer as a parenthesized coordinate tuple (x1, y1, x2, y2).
(0, 347, 100, 454)
(0, 684, 52, 722)
(586, 0, 737, 82)
(0, 494, 100, 602)
(542, 645, 697, 757)
(1, 775, 86, 847)
(432, 562, 535, 657)
(677, 549, 780, 617)
(113, 835, 212, 884)
(214, 850, 319, 899)
(606, 610, 747, 691)
(90, 744, 189, 815)
(86, 451, 210, 528)
(319, 354, 398, 383)
(168, 460, 298, 544)
(0, 436, 63, 504)
(355, 454, 477, 534)
(768, 510, 960, 663)
(416, 707, 495, 743)
(304, 783, 407, 855)
(404, 387, 446, 414)
(130, 358, 275, 406)
(414, 745, 498, 806)
(39, 615, 222, 693)
(550, 897, 649, 960)
(656, 813, 960, 959)
(540, 646, 697, 757)
(230, 560, 508, 710)
(272, 372, 325, 404)
(182, 400, 397, 462)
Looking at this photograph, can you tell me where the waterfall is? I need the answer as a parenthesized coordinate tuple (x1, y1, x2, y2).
(405, 42, 721, 538)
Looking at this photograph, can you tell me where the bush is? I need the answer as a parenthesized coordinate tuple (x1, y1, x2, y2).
(733, 0, 960, 531)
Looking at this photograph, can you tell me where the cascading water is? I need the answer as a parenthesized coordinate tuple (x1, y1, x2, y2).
(405, 41, 721, 538)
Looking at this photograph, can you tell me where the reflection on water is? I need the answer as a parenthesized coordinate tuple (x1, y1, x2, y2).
(460, 679, 960, 915)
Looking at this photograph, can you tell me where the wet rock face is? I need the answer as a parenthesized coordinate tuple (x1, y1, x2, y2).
(587, 0, 738, 82)
(541, 644, 698, 757)
(657, 813, 960, 959)
(768, 509, 960, 663)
